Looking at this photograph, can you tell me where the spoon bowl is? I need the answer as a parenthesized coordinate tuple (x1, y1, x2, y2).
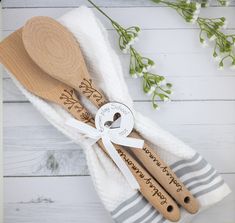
(22, 17, 93, 94)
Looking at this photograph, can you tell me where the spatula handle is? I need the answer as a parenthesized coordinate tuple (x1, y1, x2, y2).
(56, 87, 180, 222)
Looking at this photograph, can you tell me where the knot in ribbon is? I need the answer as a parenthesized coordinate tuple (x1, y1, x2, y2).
(66, 118, 144, 190)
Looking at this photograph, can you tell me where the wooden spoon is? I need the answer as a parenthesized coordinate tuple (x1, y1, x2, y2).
(22, 16, 199, 214)
(0, 29, 181, 222)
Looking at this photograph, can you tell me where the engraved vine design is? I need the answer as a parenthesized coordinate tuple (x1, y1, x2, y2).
(80, 111, 94, 124)
(60, 89, 94, 124)
(79, 78, 104, 106)
(59, 89, 83, 112)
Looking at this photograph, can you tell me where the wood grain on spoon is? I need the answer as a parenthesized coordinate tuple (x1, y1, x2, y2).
(0, 29, 180, 222)
(22, 16, 199, 214)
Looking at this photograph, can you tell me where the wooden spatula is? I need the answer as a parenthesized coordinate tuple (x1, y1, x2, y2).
(22, 16, 199, 214)
(0, 29, 181, 222)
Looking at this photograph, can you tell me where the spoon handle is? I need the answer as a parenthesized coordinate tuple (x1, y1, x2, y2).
(54, 88, 180, 222)
(129, 131, 199, 213)
(76, 78, 199, 214)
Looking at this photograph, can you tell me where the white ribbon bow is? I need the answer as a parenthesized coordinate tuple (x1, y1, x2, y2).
(66, 118, 144, 189)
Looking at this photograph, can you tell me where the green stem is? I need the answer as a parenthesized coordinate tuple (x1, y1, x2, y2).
(87, 0, 114, 22)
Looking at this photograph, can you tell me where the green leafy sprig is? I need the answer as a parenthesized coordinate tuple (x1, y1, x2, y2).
(218, 0, 230, 6)
(152, 0, 235, 70)
(153, 0, 201, 23)
(198, 0, 230, 7)
(197, 17, 235, 69)
(87, 0, 173, 109)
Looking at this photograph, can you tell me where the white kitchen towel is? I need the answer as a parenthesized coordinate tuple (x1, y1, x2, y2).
(7, 6, 230, 223)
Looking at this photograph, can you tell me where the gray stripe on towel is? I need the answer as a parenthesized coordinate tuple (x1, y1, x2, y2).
(133, 207, 155, 223)
(114, 197, 148, 223)
(143, 177, 224, 223)
(188, 172, 219, 191)
(111, 193, 140, 216)
(194, 179, 225, 198)
(175, 158, 208, 178)
(157, 217, 166, 223)
(144, 211, 160, 223)
(183, 166, 215, 186)
(170, 153, 199, 169)
(111, 155, 225, 223)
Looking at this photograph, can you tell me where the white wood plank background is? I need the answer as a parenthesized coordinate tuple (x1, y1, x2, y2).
(1, 0, 235, 222)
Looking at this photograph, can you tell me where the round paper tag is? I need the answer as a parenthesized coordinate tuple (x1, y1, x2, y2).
(95, 102, 134, 137)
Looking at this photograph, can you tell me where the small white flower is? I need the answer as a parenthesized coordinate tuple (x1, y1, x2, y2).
(209, 35, 217, 41)
(163, 97, 171, 102)
(131, 73, 138, 78)
(146, 64, 154, 71)
(125, 43, 131, 49)
(128, 39, 135, 46)
(225, 0, 230, 6)
(137, 72, 144, 77)
(213, 52, 222, 61)
(144, 65, 152, 72)
(122, 48, 128, 54)
(213, 55, 221, 62)
(159, 79, 166, 86)
(189, 18, 197, 24)
(196, 2, 201, 9)
(230, 64, 235, 70)
(147, 86, 156, 95)
(190, 20, 196, 24)
(194, 9, 200, 15)
(222, 20, 228, 29)
(201, 40, 208, 47)
(133, 37, 139, 43)
(151, 64, 156, 69)
(136, 67, 143, 75)
(143, 64, 154, 72)
(186, 0, 191, 4)
(192, 14, 199, 20)
(218, 64, 224, 70)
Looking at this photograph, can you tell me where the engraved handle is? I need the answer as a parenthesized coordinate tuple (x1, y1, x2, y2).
(56, 87, 181, 222)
